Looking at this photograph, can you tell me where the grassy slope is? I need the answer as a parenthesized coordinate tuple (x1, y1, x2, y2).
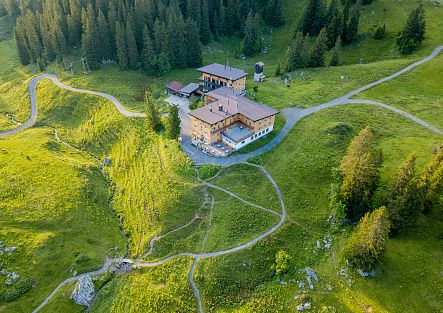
(0, 128, 125, 312)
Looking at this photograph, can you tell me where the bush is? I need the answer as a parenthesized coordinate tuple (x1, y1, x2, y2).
(0, 277, 32, 302)
(373, 24, 386, 40)
(271, 250, 292, 277)
(343, 207, 391, 270)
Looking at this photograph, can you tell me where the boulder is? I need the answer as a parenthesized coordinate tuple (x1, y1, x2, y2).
(71, 275, 95, 306)
(357, 269, 376, 277)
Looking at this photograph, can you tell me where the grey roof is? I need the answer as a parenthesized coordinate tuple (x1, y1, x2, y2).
(223, 124, 253, 143)
(179, 83, 200, 94)
(256, 62, 265, 66)
(188, 87, 279, 125)
(197, 63, 248, 81)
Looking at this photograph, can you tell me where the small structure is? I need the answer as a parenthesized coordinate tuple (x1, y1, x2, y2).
(179, 83, 201, 98)
(166, 81, 185, 96)
(254, 62, 265, 83)
(197, 63, 248, 94)
(188, 87, 279, 154)
(166, 82, 201, 99)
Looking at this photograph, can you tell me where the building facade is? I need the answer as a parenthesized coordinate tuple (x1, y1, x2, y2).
(197, 63, 248, 94)
(189, 87, 278, 153)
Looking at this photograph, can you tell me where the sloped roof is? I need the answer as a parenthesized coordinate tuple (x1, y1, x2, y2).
(179, 83, 200, 94)
(197, 63, 248, 81)
(166, 81, 184, 92)
(188, 87, 279, 125)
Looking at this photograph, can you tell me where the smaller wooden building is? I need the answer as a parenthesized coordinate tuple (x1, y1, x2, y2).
(197, 63, 248, 94)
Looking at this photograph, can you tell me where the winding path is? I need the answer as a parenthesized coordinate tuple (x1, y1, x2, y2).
(3, 45, 441, 312)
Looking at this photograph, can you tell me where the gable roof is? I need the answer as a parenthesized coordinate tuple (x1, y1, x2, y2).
(166, 81, 184, 92)
(179, 83, 200, 95)
(197, 63, 248, 81)
(188, 87, 278, 125)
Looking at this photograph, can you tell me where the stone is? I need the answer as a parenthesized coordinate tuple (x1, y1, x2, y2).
(296, 305, 305, 311)
(305, 267, 318, 281)
(316, 240, 321, 249)
(304, 301, 312, 309)
(307, 276, 314, 289)
(71, 275, 95, 307)
(104, 158, 111, 167)
(298, 281, 305, 289)
(10, 247, 17, 252)
(357, 269, 376, 277)
(73, 271, 78, 277)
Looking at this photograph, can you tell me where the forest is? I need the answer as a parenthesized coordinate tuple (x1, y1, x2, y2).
(3, 0, 284, 74)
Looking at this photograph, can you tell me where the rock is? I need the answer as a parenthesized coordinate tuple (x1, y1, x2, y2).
(73, 271, 78, 277)
(305, 267, 318, 281)
(296, 305, 305, 311)
(104, 158, 111, 167)
(0, 241, 3, 247)
(357, 269, 376, 277)
(327, 284, 332, 291)
(10, 247, 17, 253)
(304, 301, 312, 309)
(316, 240, 321, 249)
(307, 276, 314, 289)
(71, 275, 95, 307)
(298, 281, 305, 289)
(11, 272, 20, 281)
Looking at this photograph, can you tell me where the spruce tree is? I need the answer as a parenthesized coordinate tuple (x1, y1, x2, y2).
(264, 0, 284, 27)
(200, 0, 212, 44)
(67, 0, 82, 46)
(185, 18, 203, 67)
(343, 2, 361, 44)
(386, 153, 423, 234)
(419, 147, 443, 213)
(142, 25, 156, 75)
(286, 31, 308, 71)
(97, 10, 111, 60)
(339, 126, 383, 220)
(343, 207, 391, 270)
(396, 4, 426, 54)
(309, 28, 328, 67)
(298, 0, 325, 36)
(330, 36, 341, 66)
(81, 4, 101, 69)
(167, 105, 181, 139)
(326, 11, 344, 49)
(115, 21, 128, 69)
(145, 91, 162, 132)
(243, 10, 261, 56)
(126, 20, 139, 68)
(14, 25, 31, 65)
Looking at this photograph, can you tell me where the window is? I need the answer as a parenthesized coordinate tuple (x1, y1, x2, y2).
(241, 141, 245, 144)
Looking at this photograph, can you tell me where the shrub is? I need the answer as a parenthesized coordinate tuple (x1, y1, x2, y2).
(373, 24, 386, 40)
(343, 207, 391, 270)
(396, 4, 425, 54)
(271, 250, 292, 277)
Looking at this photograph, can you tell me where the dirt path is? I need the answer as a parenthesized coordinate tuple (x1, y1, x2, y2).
(6, 45, 443, 312)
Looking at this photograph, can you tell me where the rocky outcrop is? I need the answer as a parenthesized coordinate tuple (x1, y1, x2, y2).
(71, 275, 95, 306)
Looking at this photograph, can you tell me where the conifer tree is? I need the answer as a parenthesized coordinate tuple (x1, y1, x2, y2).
(185, 18, 203, 67)
(419, 147, 443, 213)
(200, 0, 212, 44)
(330, 36, 341, 66)
(343, 207, 391, 270)
(142, 25, 156, 75)
(81, 4, 101, 69)
(14, 26, 31, 65)
(298, 0, 325, 36)
(167, 105, 181, 139)
(309, 28, 328, 67)
(343, 2, 361, 44)
(115, 21, 128, 69)
(326, 11, 344, 49)
(264, 0, 284, 27)
(339, 126, 383, 220)
(126, 20, 139, 68)
(67, 0, 82, 47)
(145, 91, 162, 132)
(396, 4, 426, 54)
(386, 153, 423, 234)
(97, 10, 111, 60)
(286, 31, 308, 71)
(243, 10, 261, 56)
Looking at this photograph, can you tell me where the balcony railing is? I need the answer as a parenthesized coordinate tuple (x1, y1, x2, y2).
(198, 79, 225, 90)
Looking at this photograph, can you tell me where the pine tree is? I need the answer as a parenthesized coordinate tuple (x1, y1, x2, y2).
(243, 10, 261, 57)
(339, 126, 383, 220)
(67, 0, 82, 46)
(343, 2, 361, 44)
(14, 25, 31, 65)
(275, 62, 282, 76)
(81, 4, 101, 69)
(115, 21, 128, 69)
(185, 18, 202, 67)
(298, 0, 325, 36)
(326, 11, 344, 49)
(419, 147, 443, 213)
(145, 91, 162, 132)
(286, 31, 308, 71)
(142, 25, 156, 75)
(264, 0, 284, 27)
(97, 10, 111, 60)
(330, 36, 341, 66)
(200, 0, 212, 44)
(166, 5, 187, 68)
(309, 28, 328, 67)
(126, 20, 139, 68)
(167, 105, 181, 139)
(396, 4, 426, 54)
(386, 153, 423, 234)
(343, 207, 391, 270)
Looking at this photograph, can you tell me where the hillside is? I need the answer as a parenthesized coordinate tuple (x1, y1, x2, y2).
(0, 0, 442, 312)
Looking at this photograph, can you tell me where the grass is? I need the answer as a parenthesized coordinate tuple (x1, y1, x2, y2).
(0, 128, 126, 312)
(357, 53, 443, 130)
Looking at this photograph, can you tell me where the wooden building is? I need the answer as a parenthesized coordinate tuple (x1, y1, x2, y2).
(189, 87, 279, 152)
(197, 63, 248, 94)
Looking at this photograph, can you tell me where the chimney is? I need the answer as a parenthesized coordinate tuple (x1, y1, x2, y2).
(209, 105, 212, 112)
(218, 104, 223, 111)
